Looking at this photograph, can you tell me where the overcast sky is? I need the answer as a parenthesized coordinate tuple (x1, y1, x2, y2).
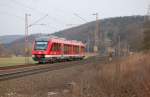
(0, 0, 149, 36)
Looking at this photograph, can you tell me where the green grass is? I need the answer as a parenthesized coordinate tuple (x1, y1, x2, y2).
(0, 57, 36, 67)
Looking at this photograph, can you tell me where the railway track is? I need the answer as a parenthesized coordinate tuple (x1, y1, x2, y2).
(0, 56, 106, 81)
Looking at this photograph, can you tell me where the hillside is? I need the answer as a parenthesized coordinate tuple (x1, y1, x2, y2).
(4, 34, 41, 56)
(54, 15, 144, 51)
(0, 35, 23, 44)
(2, 15, 145, 56)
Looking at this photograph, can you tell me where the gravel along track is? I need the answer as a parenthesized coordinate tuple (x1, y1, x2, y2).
(0, 56, 107, 81)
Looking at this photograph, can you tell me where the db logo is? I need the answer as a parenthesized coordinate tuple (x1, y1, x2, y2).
(38, 52, 42, 54)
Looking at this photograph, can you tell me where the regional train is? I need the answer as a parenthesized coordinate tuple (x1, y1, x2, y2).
(32, 36, 85, 63)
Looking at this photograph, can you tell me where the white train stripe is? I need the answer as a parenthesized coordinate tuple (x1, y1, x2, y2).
(45, 54, 84, 58)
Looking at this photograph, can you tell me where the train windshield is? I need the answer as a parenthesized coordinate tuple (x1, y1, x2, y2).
(34, 41, 48, 50)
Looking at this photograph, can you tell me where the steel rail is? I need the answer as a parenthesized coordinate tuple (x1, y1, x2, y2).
(0, 56, 106, 81)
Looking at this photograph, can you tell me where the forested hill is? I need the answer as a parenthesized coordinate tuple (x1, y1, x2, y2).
(1, 15, 145, 56)
(53, 15, 144, 50)
(0, 35, 23, 44)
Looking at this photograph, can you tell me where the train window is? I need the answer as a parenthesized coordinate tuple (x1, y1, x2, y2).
(64, 45, 67, 54)
(64, 44, 69, 54)
(77, 46, 79, 53)
(64, 44, 72, 54)
(51, 43, 61, 51)
(34, 41, 48, 50)
(73, 45, 79, 54)
(81, 46, 85, 53)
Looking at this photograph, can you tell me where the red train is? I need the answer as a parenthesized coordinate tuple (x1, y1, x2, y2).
(32, 36, 85, 63)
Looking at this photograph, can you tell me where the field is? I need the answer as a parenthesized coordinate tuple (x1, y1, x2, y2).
(0, 57, 36, 67)
(0, 53, 95, 67)
(0, 53, 150, 97)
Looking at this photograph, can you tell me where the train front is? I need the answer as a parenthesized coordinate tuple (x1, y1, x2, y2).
(32, 37, 49, 63)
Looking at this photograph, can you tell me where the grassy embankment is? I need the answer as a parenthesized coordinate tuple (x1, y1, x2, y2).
(70, 53, 150, 97)
(0, 57, 36, 67)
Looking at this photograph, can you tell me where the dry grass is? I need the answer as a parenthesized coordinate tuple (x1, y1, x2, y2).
(1, 53, 150, 97)
(71, 53, 150, 97)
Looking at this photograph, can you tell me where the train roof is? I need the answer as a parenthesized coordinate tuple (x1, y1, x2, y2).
(35, 35, 85, 46)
